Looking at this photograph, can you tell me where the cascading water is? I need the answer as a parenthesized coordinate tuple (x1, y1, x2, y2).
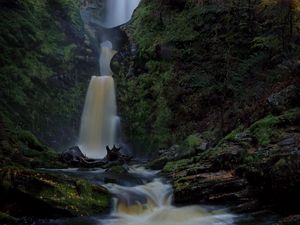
(78, 0, 140, 158)
(46, 2, 279, 225)
(99, 167, 236, 225)
(47, 166, 239, 225)
(78, 40, 119, 158)
(78, 76, 118, 158)
(81, 0, 141, 29)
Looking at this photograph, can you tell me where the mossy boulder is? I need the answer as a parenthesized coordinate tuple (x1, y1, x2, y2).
(104, 165, 143, 186)
(0, 168, 110, 218)
(147, 157, 168, 170)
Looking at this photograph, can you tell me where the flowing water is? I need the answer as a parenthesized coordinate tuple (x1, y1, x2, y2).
(42, 166, 279, 225)
(71, 1, 281, 224)
(78, 0, 140, 158)
(80, 0, 140, 29)
(78, 76, 119, 158)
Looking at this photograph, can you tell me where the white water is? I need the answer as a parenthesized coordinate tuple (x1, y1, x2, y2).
(78, 76, 118, 158)
(78, 0, 141, 158)
(100, 41, 117, 76)
(99, 0, 141, 28)
(102, 166, 236, 225)
(43, 166, 278, 225)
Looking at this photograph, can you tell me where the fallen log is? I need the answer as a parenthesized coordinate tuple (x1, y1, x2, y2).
(60, 145, 133, 168)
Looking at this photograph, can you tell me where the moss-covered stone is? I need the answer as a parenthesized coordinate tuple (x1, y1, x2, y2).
(0, 168, 110, 218)
(147, 157, 168, 170)
(163, 158, 192, 173)
(249, 115, 279, 146)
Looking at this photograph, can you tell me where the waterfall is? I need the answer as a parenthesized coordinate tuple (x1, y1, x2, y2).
(78, 76, 118, 158)
(78, 0, 141, 158)
(100, 41, 117, 76)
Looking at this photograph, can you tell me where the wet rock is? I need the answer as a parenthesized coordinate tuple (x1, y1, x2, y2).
(172, 170, 248, 204)
(104, 165, 143, 186)
(147, 157, 168, 170)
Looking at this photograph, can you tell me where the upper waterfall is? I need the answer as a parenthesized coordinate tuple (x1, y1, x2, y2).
(100, 0, 141, 28)
(81, 0, 141, 29)
(78, 0, 141, 158)
(100, 41, 117, 76)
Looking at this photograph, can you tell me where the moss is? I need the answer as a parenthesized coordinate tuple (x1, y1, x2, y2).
(0, 168, 110, 217)
(163, 159, 192, 173)
(220, 126, 244, 143)
(250, 115, 279, 146)
(40, 178, 110, 216)
(174, 180, 190, 192)
(18, 130, 46, 151)
(147, 157, 168, 170)
(184, 133, 202, 148)
(106, 165, 128, 174)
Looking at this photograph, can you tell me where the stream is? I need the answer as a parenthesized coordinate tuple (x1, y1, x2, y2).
(39, 166, 279, 225)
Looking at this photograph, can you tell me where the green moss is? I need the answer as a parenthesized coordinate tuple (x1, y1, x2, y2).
(40, 178, 110, 215)
(163, 159, 192, 173)
(185, 133, 202, 148)
(107, 165, 128, 174)
(18, 130, 46, 151)
(219, 126, 244, 144)
(174, 180, 189, 192)
(0, 168, 110, 217)
(250, 115, 279, 146)
(147, 157, 168, 170)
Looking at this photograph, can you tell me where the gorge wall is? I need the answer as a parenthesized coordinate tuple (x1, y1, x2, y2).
(0, 0, 99, 152)
(115, 0, 300, 152)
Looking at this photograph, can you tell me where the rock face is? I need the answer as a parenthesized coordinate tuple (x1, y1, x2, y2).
(0, 0, 99, 151)
(158, 108, 300, 215)
(0, 168, 110, 219)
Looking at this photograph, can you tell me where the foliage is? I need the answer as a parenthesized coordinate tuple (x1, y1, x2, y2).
(117, 0, 300, 151)
(0, 0, 95, 149)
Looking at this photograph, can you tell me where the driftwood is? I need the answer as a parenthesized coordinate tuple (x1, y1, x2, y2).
(60, 145, 133, 168)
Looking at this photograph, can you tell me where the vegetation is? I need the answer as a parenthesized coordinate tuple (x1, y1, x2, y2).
(117, 0, 300, 152)
(0, 167, 110, 217)
(0, 0, 97, 150)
